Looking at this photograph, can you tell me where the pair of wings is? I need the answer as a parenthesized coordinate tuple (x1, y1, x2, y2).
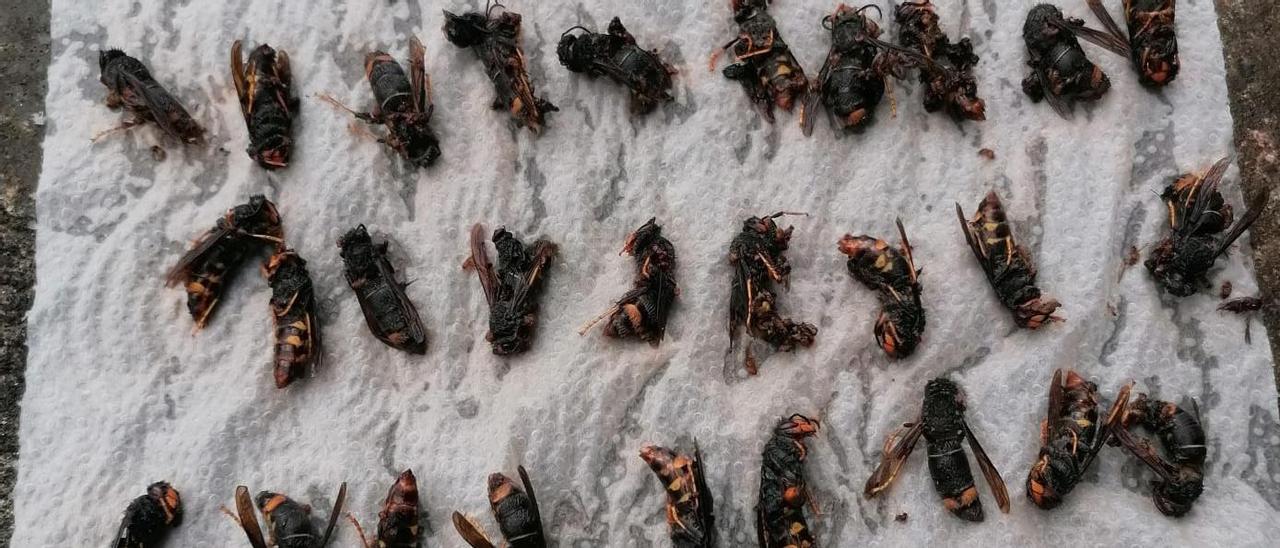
(1034, 3, 1130, 119)
(863, 416, 1011, 514)
(229, 41, 295, 123)
(464, 224, 555, 313)
(1106, 383, 1202, 485)
(112, 67, 197, 142)
(276, 269, 324, 372)
(451, 466, 546, 548)
(954, 201, 1022, 288)
(1043, 369, 1124, 473)
(234, 483, 346, 548)
(357, 241, 428, 352)
(1164, 156, 1269, 259)
(164, 223, 244, 288)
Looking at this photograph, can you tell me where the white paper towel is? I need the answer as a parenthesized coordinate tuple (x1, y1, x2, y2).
(15, 0, 1279, 546)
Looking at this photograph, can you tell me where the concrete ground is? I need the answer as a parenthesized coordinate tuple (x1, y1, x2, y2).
(0, 0, 1274, 544)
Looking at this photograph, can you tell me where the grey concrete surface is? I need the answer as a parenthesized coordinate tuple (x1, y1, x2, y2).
(0, 0, 1274, 545)
(0, 0, 48, 544)
(1217, 0, 1280, 407)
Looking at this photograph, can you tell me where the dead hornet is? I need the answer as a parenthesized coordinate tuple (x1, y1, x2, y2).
(1026, 369, 1124, 510)
(866, 378, 1010, 521)
(451, 466, 547, 548)
(1219, 295, 1267, 344)
(1020, 4, 1129, 119)
(800, 4, 926, 134)
(230, 41, 298, 169)
(322, 36, 441, 168)
(893, 0, 987, 121)
(1146, 156, 1269, 297)
(1084, 0, 1178, 87)
(1108, 383, 1206, 517)
(837, 218, 925, 359)
(114, 481, 182, 548)
(712, 0, 809, 123)
(227, 482, 347, 548)
(728, 213, 817, 375)
(337, 225, 428, 354)
(166, 195, 283, 329)
(756, 414, 820, 547)
(640, 443, 715, 548)
(579, 218, 678, 344)
(956, 191, 1063, 329)
(557, 18, 676, 115)
(444, 2, 558, 133)
(463, 224, 557, 355)
(347, 470, 420, 548)
(263, 249, 321, 388)
(97, 49, 204, 144)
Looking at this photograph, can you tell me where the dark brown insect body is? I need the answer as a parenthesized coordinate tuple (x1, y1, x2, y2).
(444, 3, 558, 133)
(230, 483, 346, 548)
(98, 50, 204, 144)
(1146, 157, 1269, 297)
(640, 444, 715, 547)
(1026, 369, 1120, 509)
(115, 481, 183, 548)
(800, 4, 904, 134)
(349, 470, 420, 548)
(581, 219, 678, 344)
(838, 219, 925, 359)
(263, 249, 321, 388)
(715, 0, 809, 122)
(956, 191, 1062, 329)
(326, 37, 441, 168)
(728, 213, 817, 375)
(337, 225, 428, 354)
(866, 378, 1010, 522)
(452, 466, 546, 548)
(558, 18, 675, 115)
(894, 0, 986, 121)
(463, 224, 557, 355)
(1020, 4, 1122, 119)
(166, 195, 283, 329)
(1085, 0, 1179, 87)
(231, 41, 298, 169)
(1108, 384, 1206, 517)
(756, 414, 820, 548)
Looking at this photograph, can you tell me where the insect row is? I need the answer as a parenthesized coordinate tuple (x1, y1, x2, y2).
(114, 371, 1201, 547)
(97, 1, 1178, 164)
(166, 156, 1266, 387)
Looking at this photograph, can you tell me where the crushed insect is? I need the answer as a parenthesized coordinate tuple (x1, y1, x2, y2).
(580, 218, 678, 344)
(894, 0, 986, 121)
(347, 470, 420, 548)
(1107, 383, 1206, 517)
(97, 49, 204, 144)
(231, 41, 298, 169)
(1020, 4, 1125, 119)
(451, 465, 547, 548)
(713, 0, 809, 123)
(801, 3, 924, 134)
(1085, 0, 1179, 86)
(338, 225, 428, 354)
(263, 249, 321, 388)
(165, 195, 283, 330)
(558, 18, 676, 115)
(865, 377, 1010, 521)
(978, 148, 995, 160)
(757, 414, 820, 547)
(956, 191, 1062, 329)
(322, 36, 441, 168)
(1219, 295, 1266, 344)
(728, 212, 817, 375)
(225, 483, 347, 548)
(115, 481, 183, 548)
(1146, 156, 1269, 297)
(464, 223, 557, 355)
(838, 218, 925, 359)
(640, 443, 715, 547)
(1026, 369, 1122, 510)
(1219, 281, 1233, 300)
(444, 2, 558, 133)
